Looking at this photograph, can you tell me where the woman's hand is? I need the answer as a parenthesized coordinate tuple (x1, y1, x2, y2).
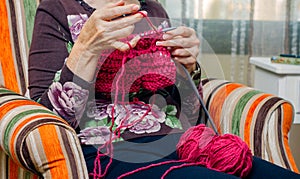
(156, 26, 200, 73)
(76, 1, 145, 53)
(67, 0, 145, 82)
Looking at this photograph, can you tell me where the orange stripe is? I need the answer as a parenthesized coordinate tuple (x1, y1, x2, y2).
(209, 83, 243, 134)
(39, 125, 69, 178)
(0, 99, 43, 120)
(8, 158, 19, 179)
(9, 114, 63, 162)
(0, 99, 67, 125)
(0, 1, 20, 93)
(282, 103, 299, 173)
(244, 94, 271, 147)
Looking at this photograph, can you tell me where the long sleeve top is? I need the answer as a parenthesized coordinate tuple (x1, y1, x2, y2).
(28, 0, 203, 145)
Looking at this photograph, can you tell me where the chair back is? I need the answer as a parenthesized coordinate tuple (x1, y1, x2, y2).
(0, 1, 39, 178)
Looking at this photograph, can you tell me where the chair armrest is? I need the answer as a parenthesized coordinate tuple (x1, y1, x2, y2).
(0, 88, 88, 178)
(201, 79, 299, 173)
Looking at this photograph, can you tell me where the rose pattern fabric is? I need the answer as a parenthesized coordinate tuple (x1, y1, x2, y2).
(67, 13, 88, 42)
(48, 82, 89, 128)
(80, 100, 181, 144)
(86, 100, 109, 121)
(77, 126, 116, 145)
(106, 103, 166, 134)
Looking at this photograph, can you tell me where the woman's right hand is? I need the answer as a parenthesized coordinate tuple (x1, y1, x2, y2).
(67, 0, 145, 82)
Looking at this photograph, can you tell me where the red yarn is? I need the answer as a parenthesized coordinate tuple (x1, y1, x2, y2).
(117, 124, 253, 179)
(176, 124, 253, 178)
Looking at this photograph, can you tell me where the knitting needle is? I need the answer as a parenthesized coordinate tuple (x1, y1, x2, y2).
(139, 27, 177, 37)
(175, 62, 219, 135)
(162, 27, 177, 32)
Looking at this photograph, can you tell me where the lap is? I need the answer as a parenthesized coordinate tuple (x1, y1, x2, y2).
(82, 134, 300, 179)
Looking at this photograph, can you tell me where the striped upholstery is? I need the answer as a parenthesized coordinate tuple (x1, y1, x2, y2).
(0, 0, 299, 177)
(0, 1, 40, 178)
(0, 0, 38, 95)
(0, 88, 88, 178)
(202, 79, 299, 173)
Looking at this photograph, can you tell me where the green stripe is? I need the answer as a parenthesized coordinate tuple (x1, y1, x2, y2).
(24, 170, 34, 179)
(18, 167, 35, 179)
(0, 88, 17, 95)
(232, 90, 261, 136)
(4, 108, 55, 154)
(23, 0, 37, 46)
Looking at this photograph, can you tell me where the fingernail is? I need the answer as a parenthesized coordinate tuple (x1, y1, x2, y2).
(132, 5, 140, 11)
(156, 41, 163, 46)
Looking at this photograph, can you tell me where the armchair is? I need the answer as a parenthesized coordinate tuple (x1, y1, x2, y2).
(0, 1, 298, 178)
(0, 79, 299, 178)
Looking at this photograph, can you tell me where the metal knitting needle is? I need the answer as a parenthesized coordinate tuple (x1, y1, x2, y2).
(139, 27, 177, 37)
(161, 27, 177, 32)
(176, 62, 219, 135)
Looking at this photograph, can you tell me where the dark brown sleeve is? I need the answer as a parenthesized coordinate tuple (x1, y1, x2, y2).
(28, 0, 70, 101)
(144, 0, 169, 19)
(144, 0, 170, 26)
(28, 0, 92, 109)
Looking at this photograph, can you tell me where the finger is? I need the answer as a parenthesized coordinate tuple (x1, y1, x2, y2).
(108, 11, 147, 31)
(156, 37, 200, 49)
(171, 46, 199, 58)
(107, 0, 125, 8)
(103, 23, 136, 40)
(110, 35, 141, 51)
(172, 56, 197, 72)
(128, 35, 141, 48)
(111, 41, 131, 52)
(172, 56, 196, 66)
(163, 26, 196, 39)
(99, 4, 141, 21)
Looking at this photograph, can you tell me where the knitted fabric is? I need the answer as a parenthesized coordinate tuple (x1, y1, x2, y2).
(95, 31, 176, 95)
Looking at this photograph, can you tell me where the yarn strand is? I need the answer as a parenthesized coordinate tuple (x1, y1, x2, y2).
(117, 160, 187, 179)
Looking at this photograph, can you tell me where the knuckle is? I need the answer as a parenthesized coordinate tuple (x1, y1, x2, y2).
(110, 8, 118, 15)
(181, 40, 189, 47)
(97, 25, 108, 34)
(191, 38, 200, 47)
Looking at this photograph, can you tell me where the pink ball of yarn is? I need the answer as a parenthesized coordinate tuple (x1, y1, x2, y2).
(176, 124, 216, 161)
(176, 124, 253, 178)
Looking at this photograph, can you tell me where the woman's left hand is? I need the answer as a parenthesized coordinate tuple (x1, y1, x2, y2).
(156, 26, 200, 73)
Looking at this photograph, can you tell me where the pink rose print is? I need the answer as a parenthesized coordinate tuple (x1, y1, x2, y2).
(106, 103, 166, 134)
(48, 82, 89, 128)
(78, 126, 115, 145)
(67, 14, 88, 42)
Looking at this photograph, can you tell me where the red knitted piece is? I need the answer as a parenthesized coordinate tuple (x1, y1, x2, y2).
(95, 32, 176, 95)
